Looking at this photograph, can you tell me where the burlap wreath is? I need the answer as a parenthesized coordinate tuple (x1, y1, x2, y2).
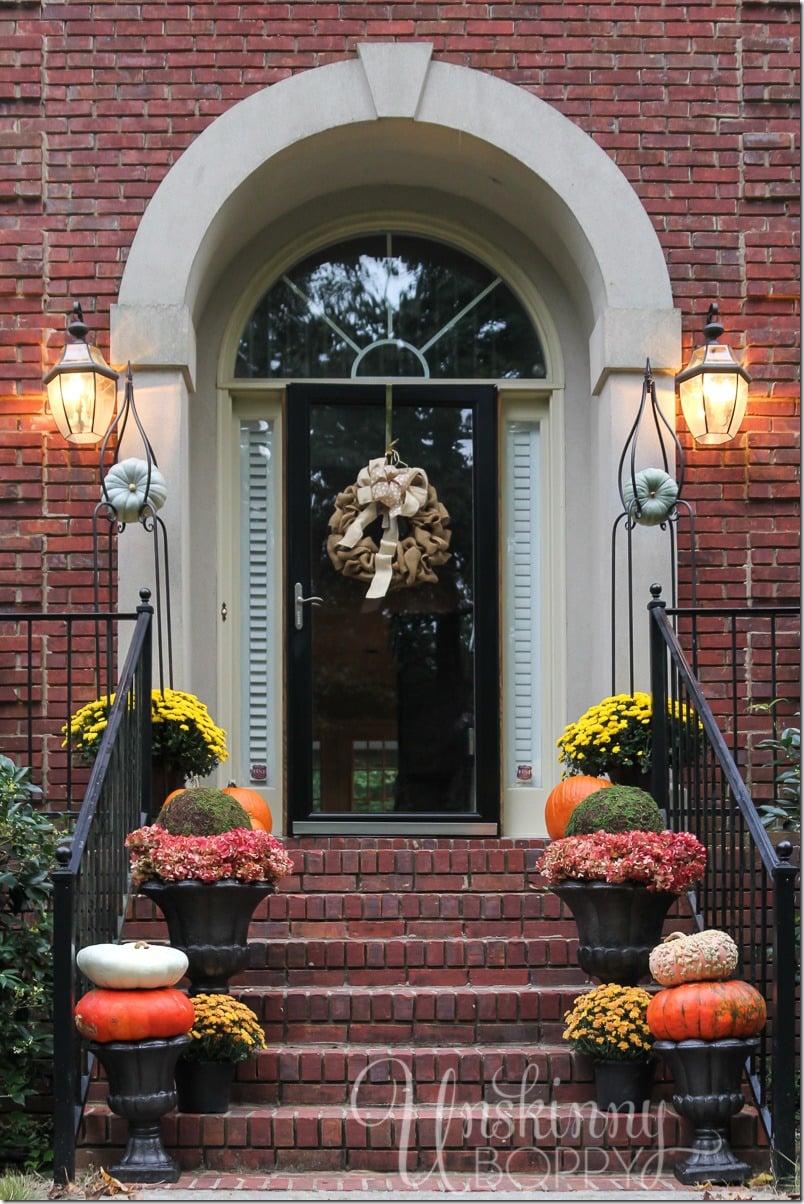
(327, 458, 451, 596)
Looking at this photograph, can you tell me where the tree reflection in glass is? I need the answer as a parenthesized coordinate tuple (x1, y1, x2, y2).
(236, 233, 546, 381)
(309, 400, 477, 813)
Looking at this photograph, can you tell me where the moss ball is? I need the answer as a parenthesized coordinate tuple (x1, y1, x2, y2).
(563, 785, 664, 836)
(157, 787, 252, 836)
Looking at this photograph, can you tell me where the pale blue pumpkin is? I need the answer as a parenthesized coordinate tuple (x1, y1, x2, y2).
(623, 467, 679, 526)
(102, 457, 168, 523)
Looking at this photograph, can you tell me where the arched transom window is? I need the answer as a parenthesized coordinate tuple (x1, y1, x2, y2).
(236, 232, 547, 380)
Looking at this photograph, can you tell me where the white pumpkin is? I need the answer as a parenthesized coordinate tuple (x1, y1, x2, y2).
(76, 940, 188, 989)
(623, 467, 679, 526)
(102, 457, 168, 523)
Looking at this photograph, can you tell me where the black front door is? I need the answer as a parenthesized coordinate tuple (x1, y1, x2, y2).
(286, 383, 499, 832)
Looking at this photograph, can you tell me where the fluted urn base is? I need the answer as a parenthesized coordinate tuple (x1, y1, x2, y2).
(653, 1038, 758, 1185)
(86, 1036, 189, 1183)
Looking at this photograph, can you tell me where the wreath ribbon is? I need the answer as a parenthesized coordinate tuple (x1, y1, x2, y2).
(337, 457, 430, 598)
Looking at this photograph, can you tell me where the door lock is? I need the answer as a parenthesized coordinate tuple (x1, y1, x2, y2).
(294, 582, 323, 630)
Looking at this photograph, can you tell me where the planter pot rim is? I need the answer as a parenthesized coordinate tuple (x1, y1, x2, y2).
(87, 1035, 191, 1052)
(552, 878, 678, 896)
(591, 1055, 657, 1065)
(140, 877, 277, 889)
(181, 1056, 248, 1065)
(653, 1037, 760, 1051)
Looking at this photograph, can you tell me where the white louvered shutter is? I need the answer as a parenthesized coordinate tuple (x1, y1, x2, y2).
(505, 421, 541, 786)
(240, 420, 276, 786)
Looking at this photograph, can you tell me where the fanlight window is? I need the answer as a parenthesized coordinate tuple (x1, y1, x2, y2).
(236, 233, 546, 380)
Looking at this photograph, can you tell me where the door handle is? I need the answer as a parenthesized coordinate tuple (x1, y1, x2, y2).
(294, 582, 323, 630)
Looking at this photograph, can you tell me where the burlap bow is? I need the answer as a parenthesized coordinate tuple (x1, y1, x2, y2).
(336, 457, 431, 598)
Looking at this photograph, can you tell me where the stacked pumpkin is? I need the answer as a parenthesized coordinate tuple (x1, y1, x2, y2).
(646, 929, 767, 1041)
(543, 775, 613, 839)
(74, 940, 194, 1044)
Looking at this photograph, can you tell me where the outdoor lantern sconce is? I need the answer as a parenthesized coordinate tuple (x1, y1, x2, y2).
(676, 303, 751, 446)
(44, 301, 119, 443)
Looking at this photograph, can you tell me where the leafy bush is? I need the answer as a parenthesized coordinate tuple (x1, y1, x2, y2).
(0, 755, 56, 1171)
(756, 709, 801, 833)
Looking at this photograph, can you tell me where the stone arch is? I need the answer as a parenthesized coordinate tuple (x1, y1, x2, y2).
(111, 42, 680, 386)
(110, 43, 682, 791)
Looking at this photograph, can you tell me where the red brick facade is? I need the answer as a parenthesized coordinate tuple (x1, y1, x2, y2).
(1, 2, 799, 608)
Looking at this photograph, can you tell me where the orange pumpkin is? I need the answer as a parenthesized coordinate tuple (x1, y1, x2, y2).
(544, 775, 613, 839)
(646, 979, 767, 1042)
(223, 784, 273, 833)
(74, 987, 195, 1043)
(162, 787, 186, 810)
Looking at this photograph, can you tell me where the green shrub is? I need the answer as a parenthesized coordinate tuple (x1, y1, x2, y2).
(755, 703, 800, 833)
(564, 784, 664, 836)
(0, 755, 56, 1171)
(157, 786, 251, 835)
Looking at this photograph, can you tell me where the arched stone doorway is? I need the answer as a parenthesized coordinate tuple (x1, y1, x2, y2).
(111, 42, 680, 836)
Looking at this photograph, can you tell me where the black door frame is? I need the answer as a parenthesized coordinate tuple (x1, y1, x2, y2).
(286, 382, 499, 833)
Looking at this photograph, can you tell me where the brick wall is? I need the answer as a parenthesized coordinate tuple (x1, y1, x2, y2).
(0, 2, 799, 665)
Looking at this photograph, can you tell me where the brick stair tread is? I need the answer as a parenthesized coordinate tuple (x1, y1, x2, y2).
(127, 887, 693, 935)
(232, 934, 587, 987)
(236, 1041, 676, 1106)
(85, 1040, 677, 1108)
(227, 982, 595, 1045)
(79, 1098, 768, 1177)
(270, 838, 550, 898)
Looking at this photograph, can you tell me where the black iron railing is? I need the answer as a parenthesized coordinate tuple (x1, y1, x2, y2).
(0, 604, 139, 817)
(50, 594, 153, 1184)
(648, 586, 800, 1181)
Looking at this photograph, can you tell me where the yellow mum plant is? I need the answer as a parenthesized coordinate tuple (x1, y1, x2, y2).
(557, 692, 652, 777)
(562, 983, 654, 1062)
(182, 993, 267, 1063)
(557, 691, 699, 778)
(64, 688, 228, 779)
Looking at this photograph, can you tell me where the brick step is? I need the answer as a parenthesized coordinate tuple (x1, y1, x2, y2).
(232, 934, 588, 988)
(234, 1043, 679, 1107)
(125, 887, 568, 940)
(125, 887, 694, 943)
(77, 1097, 768, 1177)
(226, 984, 606, 1045)
(86, 1041, 675, 1108)
(278, 838, 548, 897)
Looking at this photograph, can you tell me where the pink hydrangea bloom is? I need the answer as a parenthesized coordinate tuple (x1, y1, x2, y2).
(125, 825, 294, 887)
(537, 829, 707, 893)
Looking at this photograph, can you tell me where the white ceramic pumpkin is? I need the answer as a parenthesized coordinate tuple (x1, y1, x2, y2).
(623, 467, 679, 526)
(648, 928, 740, 986)
(76, 940, 188, 989)
(102, 457, 168, 523)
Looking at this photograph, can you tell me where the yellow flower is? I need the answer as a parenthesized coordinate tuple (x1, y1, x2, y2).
(562, 984, 653, 1063)
(63, 688, 228, 778)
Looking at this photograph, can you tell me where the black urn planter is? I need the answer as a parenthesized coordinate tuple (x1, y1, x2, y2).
(140, 878, 276, 994)
(551, 880, 677, 985)
(653, 1037, 759, 1185)
(175, 1058, 236, 1113)
(86, 1035, 189, 1183)
(593, 1057, 656, 1113)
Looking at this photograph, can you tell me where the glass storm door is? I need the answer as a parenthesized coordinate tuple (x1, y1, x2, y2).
(287, 383, 499, 832)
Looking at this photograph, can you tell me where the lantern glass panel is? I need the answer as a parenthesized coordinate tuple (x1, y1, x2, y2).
(45, 342, 117, 443)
